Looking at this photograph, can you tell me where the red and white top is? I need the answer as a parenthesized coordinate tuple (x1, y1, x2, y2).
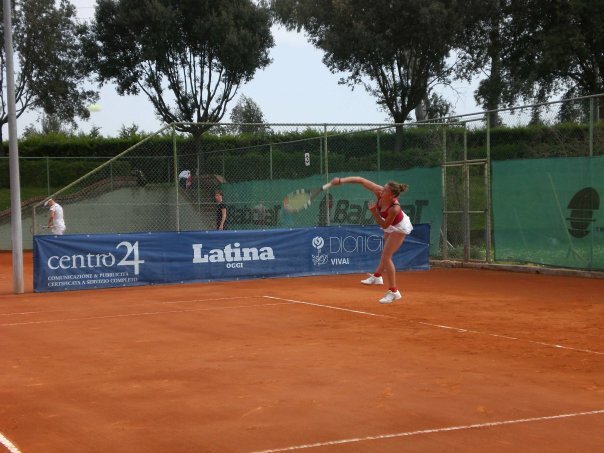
(378, 197, 403, 225)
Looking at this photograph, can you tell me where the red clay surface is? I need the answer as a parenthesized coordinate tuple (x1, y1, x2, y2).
(1, 251, 603, 452)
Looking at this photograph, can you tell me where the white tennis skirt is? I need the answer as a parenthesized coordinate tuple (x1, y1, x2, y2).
(382, 215, 413, 235)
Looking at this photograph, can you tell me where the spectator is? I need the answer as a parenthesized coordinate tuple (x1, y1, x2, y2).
(131, 169, 146, 186)
(179, 169, 191, 190)
(44, 198, 66, 235)
(215, 189, 228, 230)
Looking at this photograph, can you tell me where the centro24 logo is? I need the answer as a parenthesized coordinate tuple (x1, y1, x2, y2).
(46, 241, 145, 275)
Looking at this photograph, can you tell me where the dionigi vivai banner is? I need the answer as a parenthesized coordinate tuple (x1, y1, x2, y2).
(33, 224, 430, 292)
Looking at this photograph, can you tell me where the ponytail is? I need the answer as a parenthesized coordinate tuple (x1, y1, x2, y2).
(387, 181, 408, 197)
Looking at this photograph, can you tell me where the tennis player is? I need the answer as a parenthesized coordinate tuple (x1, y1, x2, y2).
(330, 176, 412, 304)
(44, 198, 66, 235)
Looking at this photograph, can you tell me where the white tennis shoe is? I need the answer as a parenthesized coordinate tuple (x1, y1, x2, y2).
(361, 274, 383, 285)
(379, 290, 402, 304)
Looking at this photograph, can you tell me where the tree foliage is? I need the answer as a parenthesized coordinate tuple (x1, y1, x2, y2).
(272, 0, 485, 150)
(460, 0, 604, 120)
(0, 0, 98, 144)
(86, 0, 274, 137)
(502, 0, 604, 116)
(228, 95, 270, 134)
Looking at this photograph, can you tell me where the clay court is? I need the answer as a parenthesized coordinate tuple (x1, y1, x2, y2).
(1, 252, 603, 452)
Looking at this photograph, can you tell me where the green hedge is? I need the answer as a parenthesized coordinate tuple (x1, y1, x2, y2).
(2, 121, 602, 188)
(0, 159, 131, 189)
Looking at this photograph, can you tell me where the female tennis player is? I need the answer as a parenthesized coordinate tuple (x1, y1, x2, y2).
(330, 176, 412, 304)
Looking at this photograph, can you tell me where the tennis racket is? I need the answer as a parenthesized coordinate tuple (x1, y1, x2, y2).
(30, 224, 49, 234)
(283, 182, 332, 213)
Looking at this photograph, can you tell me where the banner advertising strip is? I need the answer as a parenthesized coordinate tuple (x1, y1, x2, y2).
(33, 224, 430, 292)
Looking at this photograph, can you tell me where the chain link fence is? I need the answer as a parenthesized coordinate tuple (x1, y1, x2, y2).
(25, 123, 446, 237)
(3, 94, 604, 270)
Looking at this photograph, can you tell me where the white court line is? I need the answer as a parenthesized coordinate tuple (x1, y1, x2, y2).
(263, 296, 395, 319)
(265, 297, 603, 356)
(161, 296, 257, 304)
(0, 432, 21, 453)
(0, 311, 55, 316)
(251, 409, 604, 452)
(0, 302, 291, 327)
(418, 321, 604, 355)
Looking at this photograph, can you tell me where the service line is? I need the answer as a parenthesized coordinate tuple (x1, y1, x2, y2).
(251, 409, 604, 452)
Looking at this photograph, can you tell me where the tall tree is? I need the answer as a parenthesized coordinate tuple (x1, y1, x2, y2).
(0, 0, 98, 145)
(451, 0, 504, 126)
(86, 0, 274, 141)
(502, 0, 604, 119)
(272, 0, 480, 150)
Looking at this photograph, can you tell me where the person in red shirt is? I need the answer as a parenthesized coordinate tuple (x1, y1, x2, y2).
(330, 176, 413, 304)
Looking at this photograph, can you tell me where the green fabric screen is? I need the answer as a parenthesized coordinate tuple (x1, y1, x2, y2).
(225, 168, 443, 254)
(492, 156, 604, 270)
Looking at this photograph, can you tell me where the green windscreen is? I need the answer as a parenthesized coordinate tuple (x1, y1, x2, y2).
(492, 156, 604, 270)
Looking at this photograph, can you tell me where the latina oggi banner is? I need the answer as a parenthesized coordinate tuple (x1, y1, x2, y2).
(33, 224, 430, 292)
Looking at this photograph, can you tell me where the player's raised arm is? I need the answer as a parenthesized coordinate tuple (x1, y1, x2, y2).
(330, 176, 383, 195)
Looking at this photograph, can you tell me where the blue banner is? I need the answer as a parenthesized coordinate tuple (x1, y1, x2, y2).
(33, 224, 430, 292)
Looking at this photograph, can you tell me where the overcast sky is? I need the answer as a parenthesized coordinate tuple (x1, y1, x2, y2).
(12, 1, 482, 138)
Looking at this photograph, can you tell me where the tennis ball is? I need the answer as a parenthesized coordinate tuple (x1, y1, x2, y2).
(87, 104, 102, 112)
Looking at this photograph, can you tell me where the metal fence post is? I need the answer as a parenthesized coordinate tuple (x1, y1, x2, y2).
(324, 125, 330, 226)
(319, 138, 323, 175)
(485, 116, 492, 263)
(323, 124, 329, 183)
(376, 129, 381, 178)
(269, 144, 273, 179)
(589, 97, 594, 158)
(463, 127, 470, 261)
(196, 153, 200, 209)
(173, 124, 180, 232)
(46, 157, 50, 195)
(441, 125, 448, 260)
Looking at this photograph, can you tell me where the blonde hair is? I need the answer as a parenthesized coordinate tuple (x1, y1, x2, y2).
(386, 181, 408, 197)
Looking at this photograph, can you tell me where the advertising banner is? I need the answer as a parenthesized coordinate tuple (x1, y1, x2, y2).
(33, 224, 430, 292)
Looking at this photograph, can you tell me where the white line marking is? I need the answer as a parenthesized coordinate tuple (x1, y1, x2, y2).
(0, 432, 22, 453)
(251, 409, 604, 452)
(418, 321, 604, 355)
(418, 322, 467, 332)
(0, 311, 54, 316)
(0, 303, 291, 327)
(264, 296, 603, 355)
(263, 296, 395, 319)
(161, 296, 257, 304)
